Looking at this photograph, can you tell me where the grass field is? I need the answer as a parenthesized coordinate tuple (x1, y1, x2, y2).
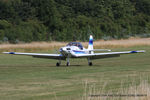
(0, 46, 150, 100)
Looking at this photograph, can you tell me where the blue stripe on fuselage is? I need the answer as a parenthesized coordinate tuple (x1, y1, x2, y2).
(73, 50, 86, 54)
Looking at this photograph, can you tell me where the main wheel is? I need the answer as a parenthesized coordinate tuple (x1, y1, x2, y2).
(56, 62, 60, 67)
(88, 62, 93, 66)
(66, 62, 70, 66)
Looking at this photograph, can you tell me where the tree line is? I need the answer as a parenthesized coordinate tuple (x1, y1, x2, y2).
(0, 0, 150, 43)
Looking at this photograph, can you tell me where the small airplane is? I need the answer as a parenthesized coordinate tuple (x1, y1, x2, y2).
(3, 35, 145, 66)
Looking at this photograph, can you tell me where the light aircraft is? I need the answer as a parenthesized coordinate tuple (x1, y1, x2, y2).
(3, 35, 145, 66)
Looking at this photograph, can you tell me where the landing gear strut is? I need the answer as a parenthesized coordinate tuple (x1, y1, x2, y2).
(56, 62, 60, 66)
(66, 62, 70, 66)
(56, 59, 61, 67)
(66, 56, 70, 66)
(88, 58, 93, 66)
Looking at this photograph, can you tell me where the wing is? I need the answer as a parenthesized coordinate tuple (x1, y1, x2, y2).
(3, 52, 65, 60)
(72, 50, 145, 59)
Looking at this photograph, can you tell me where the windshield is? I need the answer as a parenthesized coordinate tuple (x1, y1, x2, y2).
(67, 42, 83, 49)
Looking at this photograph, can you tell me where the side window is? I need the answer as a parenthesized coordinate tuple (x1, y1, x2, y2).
(78, 44, 83, 50)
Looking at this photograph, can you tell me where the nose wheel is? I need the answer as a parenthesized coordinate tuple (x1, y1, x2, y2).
(66, 62, 70, 66)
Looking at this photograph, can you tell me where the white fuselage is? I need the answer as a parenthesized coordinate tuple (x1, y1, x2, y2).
(60, 46, 89, 57)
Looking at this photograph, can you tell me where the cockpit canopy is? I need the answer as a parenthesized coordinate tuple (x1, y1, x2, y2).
(67, 42, 83, 50)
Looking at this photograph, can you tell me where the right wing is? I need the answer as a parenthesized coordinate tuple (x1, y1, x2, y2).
(3, 52, 65, 60)
(72, 50, 145, 59)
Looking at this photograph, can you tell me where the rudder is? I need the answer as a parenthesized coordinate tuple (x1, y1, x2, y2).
(88, 35, 94, 54)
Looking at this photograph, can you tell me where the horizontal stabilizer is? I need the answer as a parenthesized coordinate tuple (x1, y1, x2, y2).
(89, 49, 111, 52)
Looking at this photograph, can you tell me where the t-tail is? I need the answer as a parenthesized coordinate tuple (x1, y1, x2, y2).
(88, 35, 94, 54)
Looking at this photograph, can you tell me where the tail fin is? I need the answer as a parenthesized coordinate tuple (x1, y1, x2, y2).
(88, 35, 94, 54)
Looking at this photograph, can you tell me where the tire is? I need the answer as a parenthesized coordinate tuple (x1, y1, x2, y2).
(89, 62, 93, 66)
(56, 63, 60, 67)
(66, 62, 70, 66)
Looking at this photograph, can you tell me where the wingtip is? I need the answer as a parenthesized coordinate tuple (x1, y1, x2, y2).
(138, 50, 146, 53)
(131, 50, 146, 53)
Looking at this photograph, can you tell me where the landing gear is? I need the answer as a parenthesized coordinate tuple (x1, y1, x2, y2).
(88, 62, 93, 66)
(56, 56, 71, 66)
(56, 59, 61, 67)
(66, 55, 70, 66)
(88, 58, 93, 66)
(66, 62, 70, 66)
(56, 62, 60, 66)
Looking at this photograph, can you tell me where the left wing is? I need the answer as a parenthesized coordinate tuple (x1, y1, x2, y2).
(72, 50, 145, 59)
(3, 52, 65, 60)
